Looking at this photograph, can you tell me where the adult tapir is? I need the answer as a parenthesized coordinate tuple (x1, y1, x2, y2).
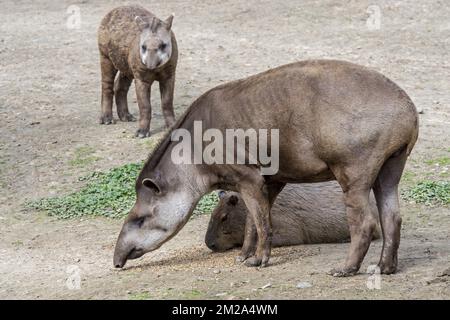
(113, 60, 419, 276)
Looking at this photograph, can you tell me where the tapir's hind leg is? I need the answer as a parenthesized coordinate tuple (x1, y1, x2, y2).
(372, 147, 407, 274)
(99, 53, 118, 125)
(329, 166, 378, 277)
(115, 72, 136, 122)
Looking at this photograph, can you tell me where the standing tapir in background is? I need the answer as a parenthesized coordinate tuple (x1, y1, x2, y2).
(205, 183, 381, 252)
(98, 5, 177, 137)
(113, 60, 418, 277)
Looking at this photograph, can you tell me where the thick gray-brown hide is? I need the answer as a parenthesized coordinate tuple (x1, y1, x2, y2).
(205, 182, 380, 252)
(98, 5, 178, 137)
(113, 60, 418, 277)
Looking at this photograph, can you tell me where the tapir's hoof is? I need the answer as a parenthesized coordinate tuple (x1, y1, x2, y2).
(244, 256, 262, 267)
(135, 128, 150, 138)
(99, 115, 115, 125)
(379, 263, 397, 275)
(118, 113, 136, 122)
(235, 255, 247, 263)
(328, 267, 358, 277)
(243, 256, 269, 268)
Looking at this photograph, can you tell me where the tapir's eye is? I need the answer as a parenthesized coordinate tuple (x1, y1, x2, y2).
(218, 191, 226, 199)
(141, 44, 147, 51)
(142, 178, 161, 194)
(220, 214, 228, 222)
(136, 217, 146, 228)
(159, 43, 167, 50)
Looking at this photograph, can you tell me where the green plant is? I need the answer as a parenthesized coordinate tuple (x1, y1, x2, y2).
(182, 289, 204, 299)
(425, 156, 450, 166)
(128, 291, 152, 300)
(401, 180, 450, 206)
(69, 146, 100, 167)
(401, 171, 416, 184)
(27, 162, 219, 219)
(194, 192, 219, 215)
(27, 163, 143, 219)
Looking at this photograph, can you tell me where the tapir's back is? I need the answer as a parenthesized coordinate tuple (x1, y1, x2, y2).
(207, 60, 418, 182)
(215, 60, 416, 132)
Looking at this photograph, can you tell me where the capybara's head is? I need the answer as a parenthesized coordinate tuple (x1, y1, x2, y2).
(113, 161, 205, 268)
(135, 14, 174, 70)
(205, 191, 247, 252)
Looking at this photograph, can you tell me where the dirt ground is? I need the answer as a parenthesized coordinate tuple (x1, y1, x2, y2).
(0, 0, 449, 299)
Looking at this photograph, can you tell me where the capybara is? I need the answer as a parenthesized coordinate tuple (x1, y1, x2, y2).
(205, 182, 380, 252)
(98, 5, 177, 137)
(114, 60, 418, 277)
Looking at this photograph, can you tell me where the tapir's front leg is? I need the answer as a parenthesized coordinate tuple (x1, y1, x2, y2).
(238, 181, 273, 267)
(237, 182, 285, 265)
(135, 79, 152, 138)
(235, 213, 257, 263)
(159, 74, 176, 127)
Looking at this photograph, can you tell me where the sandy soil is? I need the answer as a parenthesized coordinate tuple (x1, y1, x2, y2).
(0, 0, 449, 299)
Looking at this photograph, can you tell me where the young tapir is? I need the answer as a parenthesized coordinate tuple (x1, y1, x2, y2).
(205, 183, 380, 252)
(113, 60, 418, 276)
(98, 5, 177, 137)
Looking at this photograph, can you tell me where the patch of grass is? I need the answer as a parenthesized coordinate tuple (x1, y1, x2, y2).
(69, 146, 100, 167)
(425, 156, 450, 166)
(182, 289, 204, 299)
(439, 170, 449, 178)
(27, 163, 143, 219)
(12, 240, 24, 246)
(194, 192, 219, 215)
(401, 171, 417, 184)
(128, 291, 152, 300)
(27, 162, 219, 219)
(402, 180, 450, 206)
(141, 132, 165, 150)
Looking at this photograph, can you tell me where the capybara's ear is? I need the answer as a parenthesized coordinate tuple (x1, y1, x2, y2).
(228, 195, 239, 206)
(164, 14, 174, 30)
(134, 16, 149, 31)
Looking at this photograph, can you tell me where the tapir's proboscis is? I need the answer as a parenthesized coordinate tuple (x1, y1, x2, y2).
(113, 60, 418, 277)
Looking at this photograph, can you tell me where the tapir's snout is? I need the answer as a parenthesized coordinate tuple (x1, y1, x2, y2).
(113, 227, 145, 268)
(113, 244, 145, 268)
(112, 217, 172, 268)
(113, 243, 128, 269)
(113, 256, 126, 269)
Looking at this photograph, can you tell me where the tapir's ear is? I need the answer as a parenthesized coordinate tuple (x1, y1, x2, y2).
(164, 14, 174, 30)
(227, 195, 239, 206)
(135, 16, 149, 31)
(142, 178, 161, 194)
(218, 190, 226, 199)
